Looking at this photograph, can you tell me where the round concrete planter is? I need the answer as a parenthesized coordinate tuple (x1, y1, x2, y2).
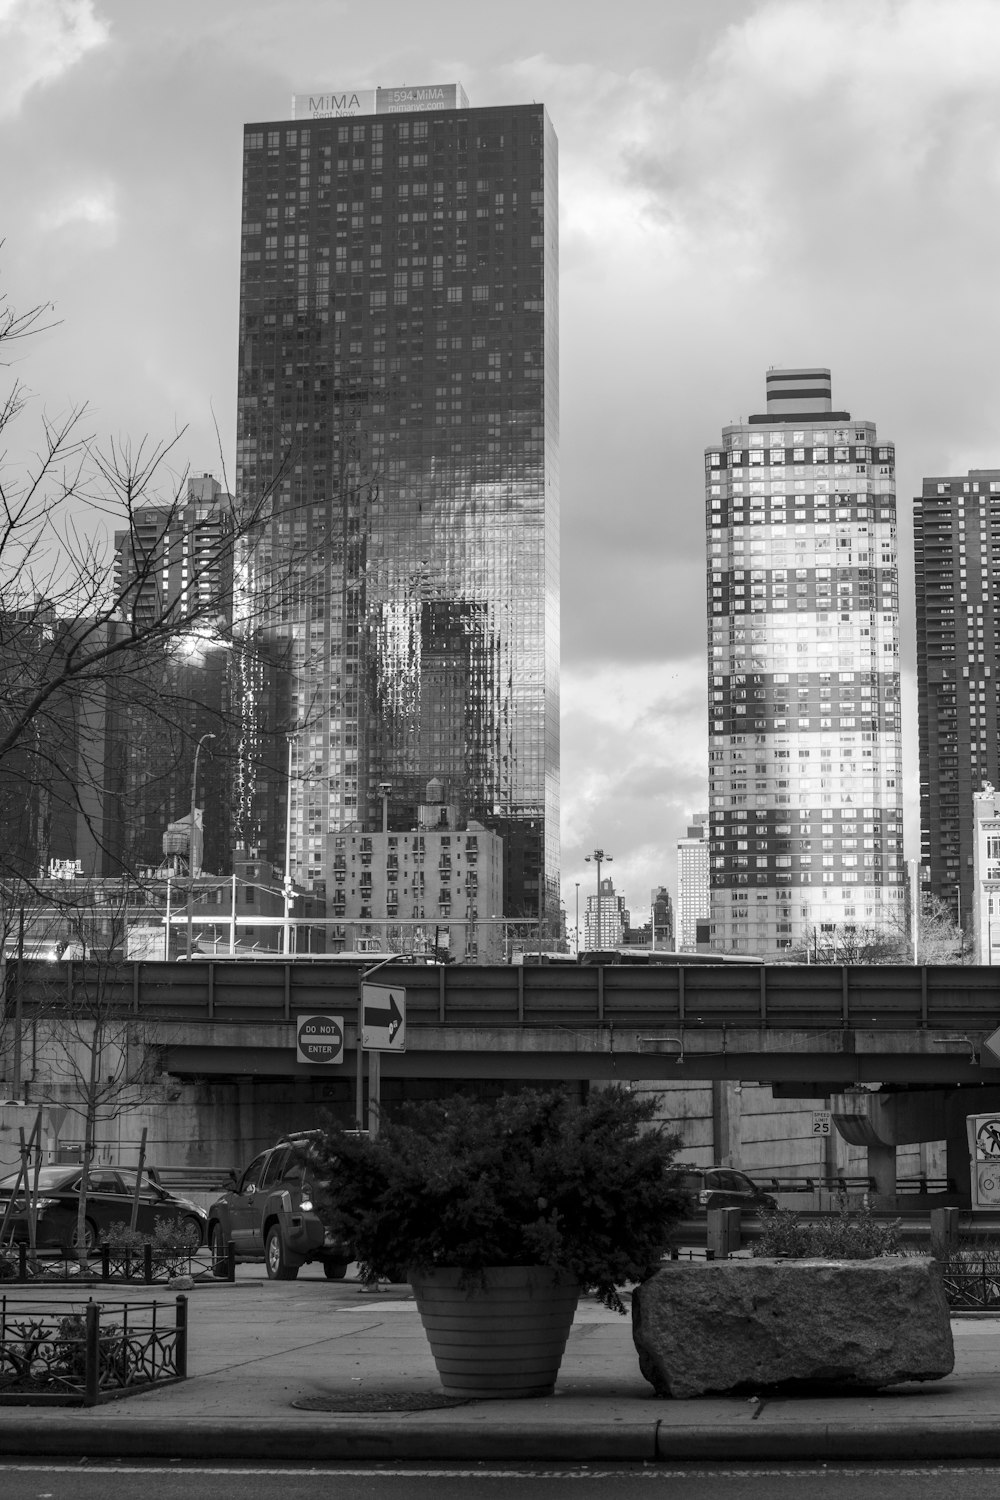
(408, 1265, 580, 1399)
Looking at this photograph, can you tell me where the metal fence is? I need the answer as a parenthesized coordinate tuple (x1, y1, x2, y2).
(940, 1260, 1000, 1312)
(0, 1295, 187, 1405)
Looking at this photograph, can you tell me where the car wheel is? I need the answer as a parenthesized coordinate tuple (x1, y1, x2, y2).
(182, 1214, 204, 1248)
(323, 1259, 349, 1280)
(265, 1224, 299, 1280)
(209, 1221, 230, 1279)
(67, 1218, 97, 1257)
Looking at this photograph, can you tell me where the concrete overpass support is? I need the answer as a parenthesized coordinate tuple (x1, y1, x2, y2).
(830, 1086, 1000, 1205)
(712, 1081, 742, 1167)
(867, 1141, 897, 1200)
(945, 1094, 974, 1205)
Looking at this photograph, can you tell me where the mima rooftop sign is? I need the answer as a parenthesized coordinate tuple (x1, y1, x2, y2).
(291, 83, 469, 119)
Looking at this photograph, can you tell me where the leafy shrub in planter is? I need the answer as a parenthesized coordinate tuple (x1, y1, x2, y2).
(308, 1085, 688, 1312)
(100, 1218, 200, 1276)
(752, 1200, 901, 1260)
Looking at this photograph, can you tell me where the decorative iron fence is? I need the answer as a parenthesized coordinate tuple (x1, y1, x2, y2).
(941, 1260, 1000, 1312)
(0, 1295, 187, 1405)
(0, 1244, 220, 1285)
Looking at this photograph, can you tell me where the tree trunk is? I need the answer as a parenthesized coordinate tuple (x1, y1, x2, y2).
(75, 1022, 101, 1265)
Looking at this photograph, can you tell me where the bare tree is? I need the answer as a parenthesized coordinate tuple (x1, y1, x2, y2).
(792, 924, 909, 965)
(913, 893, 967, 965)
(22, 888, 162, 1262)
(791, 894, 966, 966)
(0, 278, 309, 886)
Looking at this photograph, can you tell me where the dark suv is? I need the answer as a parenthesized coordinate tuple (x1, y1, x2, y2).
(207, 1132, 351, 1280)
(679, 1166, 777, 1215)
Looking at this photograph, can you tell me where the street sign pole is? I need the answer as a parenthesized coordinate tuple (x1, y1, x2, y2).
(353, 957, 409, 1138)
(355, 997, 364, 1132)
(368, 1050, 381, 1138)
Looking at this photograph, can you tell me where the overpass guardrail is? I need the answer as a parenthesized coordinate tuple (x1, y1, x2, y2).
(6, 958, 1000, 1032)
(746, 1173, 960, 1196)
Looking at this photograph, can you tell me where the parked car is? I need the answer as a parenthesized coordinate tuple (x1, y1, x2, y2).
(678, 1166, 777, 1215)
(0, 1164, 207, 1255)
(207, 1132, 352, 1280)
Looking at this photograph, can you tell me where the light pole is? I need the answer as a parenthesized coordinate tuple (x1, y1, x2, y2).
(584, 848, 612, 952)
(574, 882, 580, 958)
(186, 733, 215, 959)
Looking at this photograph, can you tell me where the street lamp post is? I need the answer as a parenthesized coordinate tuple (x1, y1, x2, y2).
(584, 848, 612, 952)
(186, 733, 215, 959)
(575, 882, 580, 958)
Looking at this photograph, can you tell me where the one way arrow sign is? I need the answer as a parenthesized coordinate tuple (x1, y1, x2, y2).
(361, 982, 406, 1052)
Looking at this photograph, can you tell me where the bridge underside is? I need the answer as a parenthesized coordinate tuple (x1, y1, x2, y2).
(160, 1023, 1000, 1087)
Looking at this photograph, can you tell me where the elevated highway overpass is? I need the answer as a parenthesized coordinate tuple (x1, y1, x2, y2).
(8, 956, 1000, 1087)
(9, 958, 1000, 1202)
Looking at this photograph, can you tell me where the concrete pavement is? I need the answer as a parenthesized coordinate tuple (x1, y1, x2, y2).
(2, 1265, 1000, 1462)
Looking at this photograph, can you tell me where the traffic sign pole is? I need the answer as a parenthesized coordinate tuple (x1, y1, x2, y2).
(355, 1003, 364, 1131)
(368, 1050, 381, 1138)
(352, 958, 410, 1139)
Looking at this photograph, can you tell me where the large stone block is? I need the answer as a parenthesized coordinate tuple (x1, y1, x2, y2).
(632, 1257, 954, 1399)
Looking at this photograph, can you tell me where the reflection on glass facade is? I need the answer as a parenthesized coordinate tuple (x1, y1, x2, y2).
(705, 369, 904, 956)
(235, 95, 559, 920)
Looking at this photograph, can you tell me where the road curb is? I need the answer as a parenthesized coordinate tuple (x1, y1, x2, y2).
(656, 1420, 1000, 1462)
(0, 1416, 660, 1463)
(8, 1416, 1000, 1463)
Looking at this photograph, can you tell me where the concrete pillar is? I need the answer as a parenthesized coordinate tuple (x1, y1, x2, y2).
(712, 1080, 741, 1166)
(236, 1077, 257, 1163)
(867, 1140, 896, 1201)
(945, 1096, 974, 1206)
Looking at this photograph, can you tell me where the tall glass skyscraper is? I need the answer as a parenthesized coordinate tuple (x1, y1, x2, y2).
(234, 88, 559, 923)
(705, 369, 904, 956)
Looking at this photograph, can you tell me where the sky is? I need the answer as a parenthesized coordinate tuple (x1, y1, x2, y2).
(4, 0, 1000, 934)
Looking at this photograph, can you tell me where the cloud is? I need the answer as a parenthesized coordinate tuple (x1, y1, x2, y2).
(627, 0, 1000, 287)
(37, 181, 118, 242)
(0, 0, 109, 118)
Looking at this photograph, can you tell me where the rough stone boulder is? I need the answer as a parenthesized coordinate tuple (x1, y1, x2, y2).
(632, 1257, 954, 1399)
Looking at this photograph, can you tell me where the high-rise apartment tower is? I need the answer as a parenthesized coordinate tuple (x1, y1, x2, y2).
(676, 814, 709, 952)
(706, 369, 904, 956)
(235, 87, 560, 922)
(914, 468, 1000, 928)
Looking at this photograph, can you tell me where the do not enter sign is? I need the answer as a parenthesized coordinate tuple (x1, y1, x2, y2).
(296, 1014, 345, 1066)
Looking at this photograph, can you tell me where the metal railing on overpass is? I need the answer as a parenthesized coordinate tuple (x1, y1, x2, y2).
(747, 1173, 960, 1196)
(7, 958, 1000, 1032)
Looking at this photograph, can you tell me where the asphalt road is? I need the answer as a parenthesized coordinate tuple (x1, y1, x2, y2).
(9, 1464, 1000, 1498)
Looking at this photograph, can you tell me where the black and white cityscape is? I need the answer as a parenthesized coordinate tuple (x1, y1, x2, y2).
(4, 1, 1000, 1207)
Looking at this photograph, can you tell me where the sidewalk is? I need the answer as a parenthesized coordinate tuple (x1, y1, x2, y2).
(1, 1267, 1000, 1462)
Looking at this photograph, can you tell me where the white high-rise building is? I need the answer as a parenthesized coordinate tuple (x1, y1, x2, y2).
(583, 876, 627, 950)
(705, 369, 904, 956)
(676, 814, 709, 952)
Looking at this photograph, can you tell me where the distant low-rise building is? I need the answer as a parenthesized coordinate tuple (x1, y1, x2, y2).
(329, 825, 502, 962)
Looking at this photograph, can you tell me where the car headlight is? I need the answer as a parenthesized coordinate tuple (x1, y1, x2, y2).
(299, 1197, 313, 1212)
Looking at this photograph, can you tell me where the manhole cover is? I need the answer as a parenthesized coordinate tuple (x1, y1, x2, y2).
(292, 1392, 471, 1413)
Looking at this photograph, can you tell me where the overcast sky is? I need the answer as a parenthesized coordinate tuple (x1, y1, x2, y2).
(3, 0, 1000, 931)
